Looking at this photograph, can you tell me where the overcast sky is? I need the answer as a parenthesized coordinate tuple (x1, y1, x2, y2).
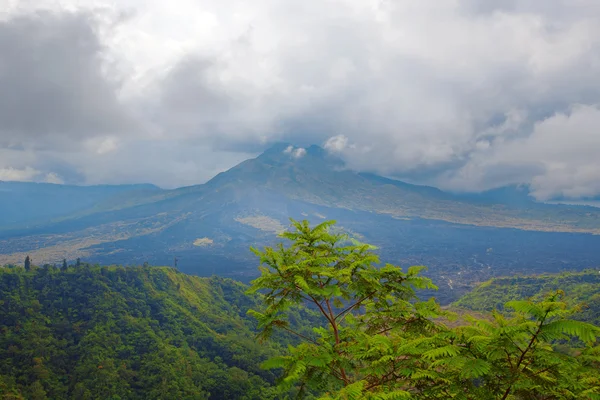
(1, 0, 599, 199)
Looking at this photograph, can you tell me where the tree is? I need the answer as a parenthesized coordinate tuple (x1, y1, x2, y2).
(76, 258, 81, 267)
(443, 293, 600, 399)
(248, 219, 442, 397)
(24, 256, 31, 272)
(61, 259, 68, 271)
(248, 219, 600, 399)
(28, 380, 47, 400)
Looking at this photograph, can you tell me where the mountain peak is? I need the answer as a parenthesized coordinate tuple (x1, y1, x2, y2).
(257, 143, 343, 167)
(305, 144, 328, 158)
(260, 142, 293, 156)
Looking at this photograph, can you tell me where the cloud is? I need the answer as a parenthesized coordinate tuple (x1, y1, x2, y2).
(441, 104, 600, 199)
(0, 166, 64, 184)
(0, 8, 138, 152)
(0, 167, 40, 182)
(60, 139, 253, 188)
(292, 148, 306, 159)
(44, 172, 65, 184)
(282, 145, 306, 159)
(0, 0, 599, 198)
(324, 135, 349, 153)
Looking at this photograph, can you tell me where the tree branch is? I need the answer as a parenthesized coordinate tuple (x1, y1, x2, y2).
(334, 291, 377, 321)
(500, 308, 551, 400)
(278, 325, 321, 346)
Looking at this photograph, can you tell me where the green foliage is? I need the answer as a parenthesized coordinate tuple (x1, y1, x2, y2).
(24, 256, 31, 272)
(249, 219, 600, 399)
(447, 292, 600, 399)
(454, 270, 600, 325)
(0, 265, 282, 399)
(248, 219, 444, 397)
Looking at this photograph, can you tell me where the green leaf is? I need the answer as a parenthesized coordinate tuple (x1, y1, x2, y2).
(542, 319, 599, 344)
(460, 359, 491, 379)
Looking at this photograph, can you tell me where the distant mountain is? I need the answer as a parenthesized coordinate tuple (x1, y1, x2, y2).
(2, 143, 600, 303)
(0, 181, 162, 228)
(0, 264, 289, 399)
(190, 143, 600, 233)
(454, 184, 536, 207)
(546, 193, 600, 209)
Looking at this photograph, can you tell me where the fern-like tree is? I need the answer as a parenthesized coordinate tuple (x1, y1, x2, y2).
(248, 219, 444, 398)
(248, 219, 600, 399)
(449, 293, 600, 399)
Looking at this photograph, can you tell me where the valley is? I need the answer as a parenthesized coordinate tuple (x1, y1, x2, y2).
(2, 144, 600, 304)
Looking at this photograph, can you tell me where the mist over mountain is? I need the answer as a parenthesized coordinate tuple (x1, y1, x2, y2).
(2, 144, 600, 303)
(0, 182, 161, 228)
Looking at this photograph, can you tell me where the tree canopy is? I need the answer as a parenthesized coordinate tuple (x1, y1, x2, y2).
(0, 264, 284, 399)
(248, 219, 600, 399)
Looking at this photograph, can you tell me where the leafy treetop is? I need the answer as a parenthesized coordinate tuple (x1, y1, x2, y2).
(249, 219, 600, 399)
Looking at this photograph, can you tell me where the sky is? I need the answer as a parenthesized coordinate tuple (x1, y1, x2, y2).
(1, 0, 599, 199)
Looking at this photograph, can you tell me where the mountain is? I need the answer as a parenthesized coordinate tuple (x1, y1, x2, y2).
(2, 143, 600, 303)
(0, 181, 162, 229)
(0, 264, 297, 399)
(200, 144, 600, 233)
(453, 184, 536, 207)
(453, 269, 600, 325)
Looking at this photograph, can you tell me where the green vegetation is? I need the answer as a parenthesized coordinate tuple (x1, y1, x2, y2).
(454, 270, 600, 325)
(249, 220, 600, 399)
(0, 264, 284, 399)
(2, 220, 600, 399)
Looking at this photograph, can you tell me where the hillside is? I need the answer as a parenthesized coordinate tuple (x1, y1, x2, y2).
(4, 143, 600, 235)
(202, 144, 600, 233)
(2, 144, 600, 304)
(0, 181, 162, 230)
(453, 269, 600, 325)
(0, 264, 290, 400)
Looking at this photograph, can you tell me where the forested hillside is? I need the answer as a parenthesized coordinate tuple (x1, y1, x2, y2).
(453, 270, 600, 325)
(2, 224, 600, 399)
(0, 265, 289, 399)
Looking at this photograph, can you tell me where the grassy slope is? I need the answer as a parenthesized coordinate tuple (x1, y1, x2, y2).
(453, 269, 600, 325)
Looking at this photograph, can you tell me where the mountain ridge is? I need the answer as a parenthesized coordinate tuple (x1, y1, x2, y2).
(2, 143, 600, 304)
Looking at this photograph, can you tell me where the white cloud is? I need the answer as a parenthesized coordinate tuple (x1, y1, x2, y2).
(1, 0, 600, 198)
(324, 135, 349, 152)
(443, 105, 600, 199)
(282, 145, 307, 159)
(292, 147, 306, 159)
(44, 172, 65, 184)
(0, 163, 64, 184)
(93, 137, 120, 155)
(0, 167, 40, 182)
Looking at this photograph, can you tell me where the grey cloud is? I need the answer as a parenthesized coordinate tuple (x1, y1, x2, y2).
(3, 0, 600, 199)
(64, 139, 254, 187)
(0, 10, 136, 151)
(144, 0, 600, 199)
(157, 57, 233, 132)
(441, 105, 600, 199)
